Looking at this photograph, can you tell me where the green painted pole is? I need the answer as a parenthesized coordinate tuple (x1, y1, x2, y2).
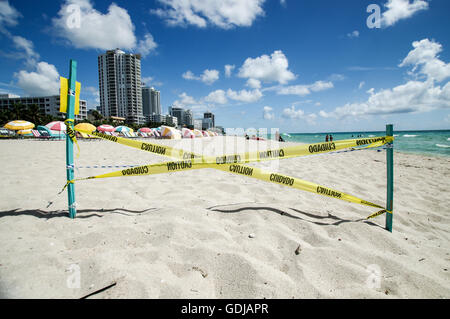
(66, 60, 77, 219)
(386, 124, 394, 232)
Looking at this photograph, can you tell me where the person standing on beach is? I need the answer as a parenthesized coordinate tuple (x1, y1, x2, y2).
(325, 134, 329, 142)
(330, 135, 333, 142)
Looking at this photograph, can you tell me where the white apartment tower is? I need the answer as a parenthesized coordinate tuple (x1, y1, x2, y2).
(98, 49, 144, 124)
(142, 87, 161, 116)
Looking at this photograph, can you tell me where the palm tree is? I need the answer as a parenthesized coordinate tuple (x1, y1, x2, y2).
(25, 104, 42, 126)
(10, 103, 25, 120)
(92, 110, 103, 121)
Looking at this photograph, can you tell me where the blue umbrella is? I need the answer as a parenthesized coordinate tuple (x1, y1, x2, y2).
(115, 126, 133, 132)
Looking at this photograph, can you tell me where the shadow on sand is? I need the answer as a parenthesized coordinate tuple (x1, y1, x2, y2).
(208, 203, 382, 229)
(0, 207, 157, 220)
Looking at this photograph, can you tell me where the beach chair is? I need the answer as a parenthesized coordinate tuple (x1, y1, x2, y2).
(31, 130, 41, 139)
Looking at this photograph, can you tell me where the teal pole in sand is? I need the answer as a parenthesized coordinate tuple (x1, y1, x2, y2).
(386, 124, 394, 232)
(66, 60, 77, 219)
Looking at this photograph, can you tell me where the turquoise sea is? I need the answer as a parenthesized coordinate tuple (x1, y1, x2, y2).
(278, 130, 450, 158)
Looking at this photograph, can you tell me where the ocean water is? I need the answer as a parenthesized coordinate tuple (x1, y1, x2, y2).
(276, 130, 450, 157)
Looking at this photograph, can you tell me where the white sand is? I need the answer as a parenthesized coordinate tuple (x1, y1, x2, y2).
(0, 136, 449, 298)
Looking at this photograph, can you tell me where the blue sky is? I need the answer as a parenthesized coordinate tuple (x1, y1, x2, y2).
(0, 0, 449, 132)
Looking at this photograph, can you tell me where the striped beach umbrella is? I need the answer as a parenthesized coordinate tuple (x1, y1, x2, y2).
(5, 120, 34, 131)
(152, 128, 160, 137)
(97, 124, 115, 132)
(46, 121, 66, 131)
(17, 129, 33, 136)
(138, 127, 152, 133)
(115, 125, 133, 133)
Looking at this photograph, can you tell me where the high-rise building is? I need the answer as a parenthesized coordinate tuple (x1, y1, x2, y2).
(98, 49, 144, 124)
(168, 106, 185, 126)
(184, 109, 193, 127)
(142, 87, 161, 116)
(204, 111, 215, 128)
(168, 106, 194, 127)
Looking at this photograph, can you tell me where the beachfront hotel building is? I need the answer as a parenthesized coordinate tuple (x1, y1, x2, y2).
(142, 87, 161, 116)
(168, 106, 193, 127)
(0, 93, 87, 121)
(98, 49, 145, 124)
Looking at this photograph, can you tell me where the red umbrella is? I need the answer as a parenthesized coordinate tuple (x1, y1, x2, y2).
(97, 124, 115, 132)
(46, 121, 66, 131)
(138, 127, 152, 133)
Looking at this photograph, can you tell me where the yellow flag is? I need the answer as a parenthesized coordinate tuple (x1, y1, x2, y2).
(59, 77, 68, 113)
(59, 77, 81, 115)
(75, 81, 81, 115)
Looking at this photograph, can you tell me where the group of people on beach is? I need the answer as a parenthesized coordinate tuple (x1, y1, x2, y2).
(325, 134, 333, 142)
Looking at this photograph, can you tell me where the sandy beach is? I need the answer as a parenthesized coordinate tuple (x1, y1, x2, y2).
(0, 136, 449, 299)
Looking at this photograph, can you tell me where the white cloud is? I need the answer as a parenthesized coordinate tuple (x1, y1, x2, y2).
(359, 81, 365, 89)
(152, 0, 265, 29)
(227, 88, 263, 103)
(282, 105, 317, 124)
(278, 81, 334, 96)
(182, 70, 197, 80)
(11, 36, 40, 66)
(399, 38, 450, 82)
(320, 80, 450, 119)
(347, 30, 359, 38)
(84, 86, 100, 105)
(238, 50, 296, 85)
(52, 0, 157, 56)
(204, 89, 228, 104)
(0, 1, 20, 34)
(224, 64, 235, 77)
(182, 69, 220, 85)
(263, 106, 274, 120)
(15, 62, 60, 96)
(137, 33, 158, 58)
(175, 92, 197, 106)
(320, 38, 450, 119)
(246, 78, 261, 89)
(381, 0, 429, 27)
(201, 69, 220, 85)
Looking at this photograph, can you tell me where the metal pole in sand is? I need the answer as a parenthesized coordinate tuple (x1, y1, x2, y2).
(66, 60, 77, 219)
(386, 124, 394, 232)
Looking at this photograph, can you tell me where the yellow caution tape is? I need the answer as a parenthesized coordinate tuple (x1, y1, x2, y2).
(65, 119, 80, 158)
(70, 159, 390, 217)
(74, 128, 393, 165)
(70, 127, 393, 219)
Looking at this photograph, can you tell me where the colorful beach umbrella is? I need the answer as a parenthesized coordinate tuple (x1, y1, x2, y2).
(138, 127, 152, 133)
(193, 129, 203, 138)
(161, 126, 182, 139)
(75, 123, 96, 133)
(17, 129, 33, 136)
(152, 128, 160, 137)
(46, 121, 66, 131)
(5, 120, 34, 131)
(97, 124, 115, 132)
(115, 125, 133, 133)
(182, 128, 195, 139)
